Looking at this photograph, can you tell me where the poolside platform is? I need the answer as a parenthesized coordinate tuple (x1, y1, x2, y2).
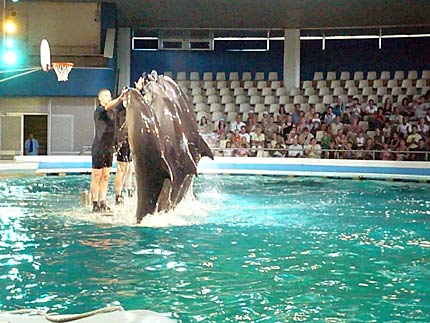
(0, 156, 429, 181)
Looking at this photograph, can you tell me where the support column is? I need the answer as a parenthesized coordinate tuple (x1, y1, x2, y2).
(283, 29, 301, 92)
(117, 27, 131, 89)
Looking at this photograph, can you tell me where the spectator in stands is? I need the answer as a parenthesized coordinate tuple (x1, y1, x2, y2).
(246, 110, 258, 132)
(264, 115, 277, 140)
(425, 108, 430, 124)
(216, 119, 228, 140)
(331, 116, 344, 135)
(285, 126, 299, 145)
(325, 140, 338, 159)
(299, 127, 314, 146)
(261, 111, 270, 129)
(398, 116, 412, 139)
(395, 139, 408, 160)
(334, 129, 348, 150)
(287, 137, 303, 158)
(281, 114, 295, 139)
(292, 103, 302, 125)
(236, 136, 250, 157)
(310, 112, 322, 134)
(389, 131, 401, 150)
(343, 142, 356, 159)
(355, 128, 365, 151)
(341, 106, 352, 125)
(389, 106, 403, 126)
(373, 108, 386, 129)
(373, 127, 385, 151)
(278, 105, 287, 123)
(417, 117, 429, 139)
(239, 125, 251, 144)
(414, 96, 427, 120)
(406, 125, 422, 150)
(382, 97, 393, 116)
(305, 105, 316, 125)
(348, 117, 361, 134)
(250, 126, 265, 156)
(232, 129, 241, 146)
(381, 143, 393, 161)
(382, 121, 393, 140)
(364, 99, 377, 125)
(271, 143, 286, 157)
(399, 97, 413, 117)
(415, 139, 427, 161)
(198, 116, 211, 134)
(230, 114, 246, 133)
(350, 97, 362, 120)
(223, 141, 234, 157)
(363, 137, 375, 160)
(332, 97, 346, 117)
(305, 138, 321, 158)
(324, 106, 336, 125)
(320, 130, 332, 150)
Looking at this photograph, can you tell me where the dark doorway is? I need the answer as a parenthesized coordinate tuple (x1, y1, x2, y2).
(24, 115, 48, 155)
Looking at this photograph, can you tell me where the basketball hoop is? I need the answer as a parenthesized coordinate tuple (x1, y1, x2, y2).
(52, 62, 74, 82)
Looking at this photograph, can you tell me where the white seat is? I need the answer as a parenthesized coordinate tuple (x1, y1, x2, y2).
(269, 103, 280, 113)
(289, 88, 301, 96)
(217, 81, 228, 89)
(340, 71, 350, 80)
(227, 111, 238, 122)
(376, 87, 387, 96)
(367, 95, 378, 104)
(358, 80, 369, 88)
(313, 72, 324, 81)
(366, 71, 377, 80)
(401, 79, 412, 88)
(239, 103, 250, 113)
(361, 87, 373, 96)
(194, 103, 208, 112)
(333, 87, 345, 96)
(211, 111, 224, 122)
(353, 71, 364, 80)
(315, 103, 326, 113)
(244, 81, 254, 89)
(192, 95, 205, 104)
(308, 95, 320, 104)
(248, 87, 259, 96)
(257, 80, 268, 90)
(190, 80, 200, 89)
(337, 95, 348, 104)
(268, 72, 278, 81)
(264, 96, 276, 105)
(406, 87, 417, 96)
(322, 95, 333, 105)
(205, 87, 217, 96)
(229, 72, 239, 81)
(304, 87, 315, 96)
(279, 96, 289, 105)
(255, 72, 265, 81)
(319, 87, 330, 96)
(203, 72, 213, 81)
(204, 81, 215, 89)
(236, 95, 248, 104)
(191, 88, 203, 96)
(250, 95, 261, 105)
(372, 79, 384, 89)
(344, 80, 356, 89)
(242, 72, 252, 81)
(396, 95, 407, 104)
(210, 103, 222, 112)
(380, 71, 391, 80)
(301, 103, 310, 113)
(224, 103, 237, 113)
(285, 104, 295, 113)
(347, 87, 359, 96)
(316, 80, 327, 89)
(270, 80, 281, 89)
(276, 88, 288, 96)
(190, 71, 200, 81)
(293, 95, 304, 104)
(219, 87, 231, 97)
(176, 72, 187, 81)
(407, 70, 418, 80)
(415, 79, 426, 88)
(216, 72, 226, 81)
(261, 87, 273, 96)
(233, 88, 245, 96)
(358, 121, 369, 130)
(326, 71, 337, 81)
(330, 80, 341, 89)
(230, 80, 241, 89)
(391, 87, 402, 96)
(255, 103, 266, 113)
(421, 70, 430, 80)
(207, 95, 220, 104)
(302, 80, 313, 89)
(177, 80, 189, 89)
(394, 71, 405, 80)
(422, 87, 430, 95)
(387, 79, 398, 89)
(221, 95, 234, 104)
(164, 71, 173, 78)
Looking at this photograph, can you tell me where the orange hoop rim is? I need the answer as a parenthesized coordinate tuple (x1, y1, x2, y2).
(51, 62, 74, 68)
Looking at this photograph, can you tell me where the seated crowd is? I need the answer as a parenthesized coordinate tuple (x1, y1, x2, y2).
(197, 93, 430, 161)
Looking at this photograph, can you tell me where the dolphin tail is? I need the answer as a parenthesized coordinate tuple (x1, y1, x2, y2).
(155, 178, 173, 212)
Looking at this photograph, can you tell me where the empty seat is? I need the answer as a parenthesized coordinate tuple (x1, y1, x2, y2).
(164, 71, 173, 78)
(261, 87, 273, 96)
(394, 71, 405, 80)
(177, 80, 189, 89)
(248, 87, 259, 96)
(308, 95, 320, 104)
(239, 103, 250, 113)
(415, 79, 426, 88)
(217, 81, 228, 89)
(285, 104, 295, 113)
(319, 87, 330, 96)
(313, 72, 324, 81)
(250, 95, 261, 105)
(236, 95, 248, 104)
(421, 70, 430, 80)
(219, 88, 231, 97)
(203, 72, 213, 81)
(207, 95, 220, 104)
(330, 80, 341, 89)
(322, 95, 333, 105)
(190, 80, 201, 89)
(195, 103, 208, 112)
(347, 87, 359, 96)
(211, 111, 224, 122)
(224, 103, 237, 113)
(270, 80, 281, 89)
(387, 79, 398, 89)
(255, 72, 265, 81)
(408, 71, 418, 80)
(264, 96, 276, 105)
(242, 72, 252, 81)
(304, 87, 315, 96)
(366, 71, 377, 80)
(269, 103, 280, 114)
(406, 87, 417, 96)
(230, 80, 241, 89)
(176, 72, 187, 80)
(358, 121, 369, 130)
(268, 72, 278, 81)
(326, 71, 337, 81)
(279, 96, 289, 105)
(337, 95, 348, 104)
(289, 88, 301, 96)
(276, 88, 288, 96)
(229, 72, 239, 81)
(193, 95, 205, 104)
(244, 81, 254, 89)
(401, 79, 412, 88)
(191, 88, 203, 96)
(233, 88, 245, 96)
(293, 95, 304, 104)
(206, 88, 217, 97)
(221, 95, 234, 104)
(226, 111, 238, 122)
(302, 80, 313, 89)
(216, 72, 226, 81)
(361, 87, 373, 96)
(315, 103, 326, 113)
(257, 80, 268, 89)
(255, 103, 266, 113)
(358, 80, 369, 88)
(190, 72, 200, 81)
(391, 87, 402, 96)
(316, 80, 327, 89)
(333, 87, 345, 96)
(380, 71, 391, 80)
(210, 103, 222, 112)
(372, 79, 384, 89)
(340, 71, 350, 80)
(204, 81, 215, 89)
(353, 71, 364, 80)
(344, 80, 356, 89)
(376, 87, 387, 96)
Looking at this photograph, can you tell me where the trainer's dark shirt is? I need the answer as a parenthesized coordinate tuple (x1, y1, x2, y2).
(93, 105, 115, 150)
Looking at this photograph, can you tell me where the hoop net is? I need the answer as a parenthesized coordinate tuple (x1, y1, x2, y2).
(52, 62, 74, 82)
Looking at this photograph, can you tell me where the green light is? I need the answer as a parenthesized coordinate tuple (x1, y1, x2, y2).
(3, 50, 18, 65)
(5, 38, 15, 48)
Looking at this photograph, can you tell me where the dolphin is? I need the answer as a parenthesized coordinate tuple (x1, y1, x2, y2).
(125, 73, 213, 222)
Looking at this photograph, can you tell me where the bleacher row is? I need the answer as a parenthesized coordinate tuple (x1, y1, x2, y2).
(162, 70, 430, 124)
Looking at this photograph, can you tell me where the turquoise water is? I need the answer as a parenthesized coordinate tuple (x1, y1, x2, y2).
(0, 175, 429, 322)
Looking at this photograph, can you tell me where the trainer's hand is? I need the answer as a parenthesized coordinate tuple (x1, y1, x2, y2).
(134, 77, 144, 91)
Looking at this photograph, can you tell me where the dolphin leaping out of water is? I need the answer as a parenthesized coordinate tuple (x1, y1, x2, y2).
(125, 71, 213, 223)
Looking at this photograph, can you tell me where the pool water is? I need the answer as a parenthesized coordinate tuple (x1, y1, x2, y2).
(0, 175, 429, 322)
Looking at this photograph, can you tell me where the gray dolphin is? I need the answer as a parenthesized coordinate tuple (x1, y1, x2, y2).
(125, 73, 213, 223)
